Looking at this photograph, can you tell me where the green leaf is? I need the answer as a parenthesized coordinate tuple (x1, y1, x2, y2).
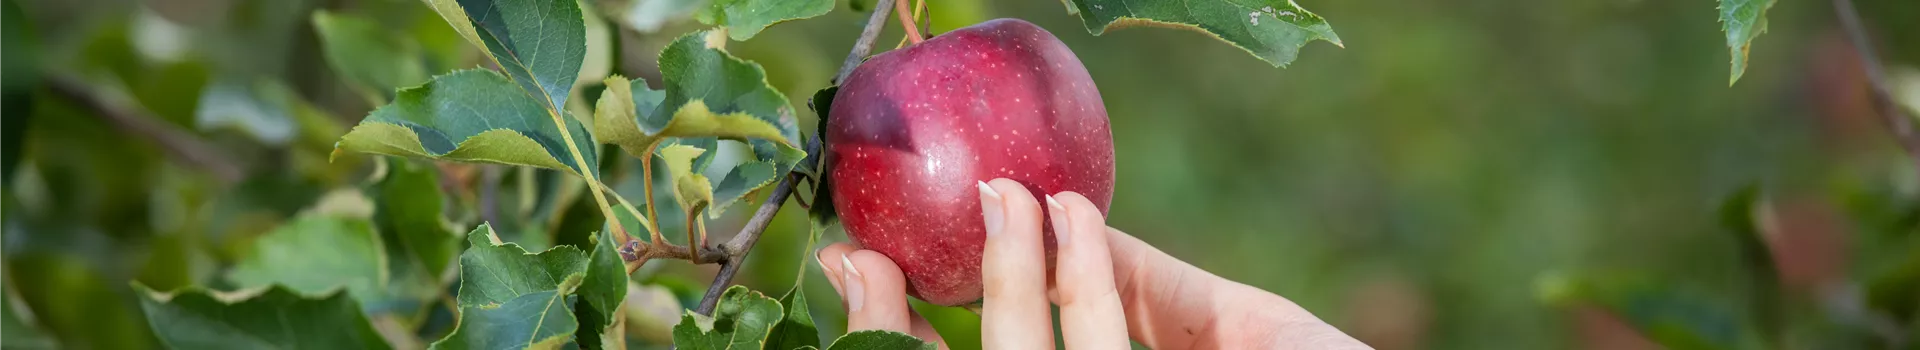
(312, 11, 428, 100)
(433, 289, 579, 350)
(226, 215, 393, 309)
(804, 86, 839, 232)
(615, 0, 705, 33)
(419, 0, 488, 60)
(593, 31, 806, 216)
(2, 0, 38, 185)
(574, 229, 630, 349)
(661, 144, 716, 216)
(335, 69, 600, 175)
(803, 86, 841, 260)
(368, 158, 460, 317)
(592, 75, 791, 163)
(1718, 0, 1776, 85)
(1866, 247, 1920, 324)
(711, 139, 806, 215)
(1718, 186, 1780, 340)
(654, 32, 800, 147)
(671, 285, 782, 349)
(423, 0, 587, 113)
(695, 0, 835, 41)
(453, 224, 591, 307)
(3, 278, 55, 349)
(134, 283, 391, 350)
(1535, 273, 1759, 350)
(374, 158, 460, 280)
(1068, 0, 1341, 68)
(1, 0, 39, 95)
(612, 202, 655, 242)
(766, 287, 820, 349)
(824, 330, 937, 350)
(196, 78, 299, 145)
(434, 224, 596, 349)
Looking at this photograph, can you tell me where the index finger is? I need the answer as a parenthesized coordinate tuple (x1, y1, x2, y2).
(978, 179, 1055, 348)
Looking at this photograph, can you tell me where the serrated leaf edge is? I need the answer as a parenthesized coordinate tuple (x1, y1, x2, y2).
(1077, 0, 1341, 68)
(1718, 0, 1776, 85)
(332, 68, 590, 174)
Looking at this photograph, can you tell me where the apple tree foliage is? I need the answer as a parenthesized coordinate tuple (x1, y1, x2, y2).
(42, 0, 1864, 347)
(117, 0, 1352, 348)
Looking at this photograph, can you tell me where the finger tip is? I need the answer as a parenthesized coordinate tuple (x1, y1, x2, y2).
(847, 250, 903, 274)
(817, 244, 856, 268)
(840, 253, 863, 278)
(1050, 191, 1098, 209)
(976, 181, 1000, 199)
(986, 178, 1033, 198)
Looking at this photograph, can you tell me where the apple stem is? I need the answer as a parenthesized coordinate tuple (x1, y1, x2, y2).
(892, 0, 929, 49)
(894, 0, 923, 45)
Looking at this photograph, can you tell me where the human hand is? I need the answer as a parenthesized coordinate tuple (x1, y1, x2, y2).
(816, 178, 1370, 349)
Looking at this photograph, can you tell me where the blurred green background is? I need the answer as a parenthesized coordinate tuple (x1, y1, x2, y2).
(5, 0, 1920, 348)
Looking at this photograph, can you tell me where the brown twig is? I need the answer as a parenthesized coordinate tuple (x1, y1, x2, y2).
(689, 0, 892, 316)
(1832, 0, 1920, 173)
(692, 135, 822, 315)
(46, 76, 246, 183)
(836, 0, 899, 84)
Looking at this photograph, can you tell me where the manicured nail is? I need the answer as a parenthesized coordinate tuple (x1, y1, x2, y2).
(978, 181, 1004, 237)
(1046, 194, 1070, 246)
(841, 255, 865, 312)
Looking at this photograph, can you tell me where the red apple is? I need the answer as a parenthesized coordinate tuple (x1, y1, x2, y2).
(827, 18, 1114, 306)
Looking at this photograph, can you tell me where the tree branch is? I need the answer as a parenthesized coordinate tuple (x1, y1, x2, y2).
(836, 0, 899, 84)
(46, 76, 246, 183)
(691, 0, 896, 315)
(1831, 0, 1920, 171)
(693, 135, 820, 315)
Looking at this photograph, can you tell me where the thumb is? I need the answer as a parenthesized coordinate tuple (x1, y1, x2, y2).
(1102, 227, 1226, 348)
(1103, 228, 1367, 349)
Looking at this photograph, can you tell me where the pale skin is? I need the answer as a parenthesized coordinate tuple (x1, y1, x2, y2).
(816, 178, 1372, 349)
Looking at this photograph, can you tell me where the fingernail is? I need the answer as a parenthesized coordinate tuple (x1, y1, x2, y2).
(841, 255, 865, 312)
(978, 181, 1004, 237)
(1046, 194, 1070, 246)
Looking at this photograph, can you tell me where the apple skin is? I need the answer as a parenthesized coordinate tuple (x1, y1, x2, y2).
(827, 18, 1114, 306)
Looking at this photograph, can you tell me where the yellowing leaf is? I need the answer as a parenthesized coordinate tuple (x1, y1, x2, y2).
(593, 31, 807, 216)
(660, 144, 714, 215)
